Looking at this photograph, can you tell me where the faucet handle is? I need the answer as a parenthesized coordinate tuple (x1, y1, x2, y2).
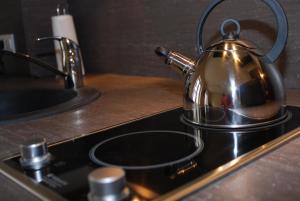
(36, 36, 80, 67)
(37, 36, 79, 46)
(37, 36, 62, 42)
(37, 36, 79, 56)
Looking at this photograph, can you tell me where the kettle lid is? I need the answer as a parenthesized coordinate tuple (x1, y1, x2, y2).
(205, 19, 263, 56)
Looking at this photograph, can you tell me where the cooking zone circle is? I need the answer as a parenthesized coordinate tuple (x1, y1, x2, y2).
(89, 130, 204, 170)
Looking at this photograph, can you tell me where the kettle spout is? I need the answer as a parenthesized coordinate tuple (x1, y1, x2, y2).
(155, 47, 195, 75)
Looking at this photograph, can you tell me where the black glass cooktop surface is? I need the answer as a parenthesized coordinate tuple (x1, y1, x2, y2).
(3, 106, 300, 201)
(90, 130, 204, 170)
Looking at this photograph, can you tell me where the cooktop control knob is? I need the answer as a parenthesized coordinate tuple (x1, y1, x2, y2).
(88, 167, 130, 201)
(19, 137, 51, 170)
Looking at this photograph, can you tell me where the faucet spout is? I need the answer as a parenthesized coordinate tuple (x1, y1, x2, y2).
(0, 36, 84, 89)
(155, 47, 195, 76)
(0, 50, 67, 77)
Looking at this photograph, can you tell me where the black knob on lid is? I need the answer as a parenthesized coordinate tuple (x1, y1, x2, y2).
(155, 46, 169, 57)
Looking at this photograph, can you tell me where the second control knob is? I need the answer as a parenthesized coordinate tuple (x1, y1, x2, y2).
(88, 167, 130, 201)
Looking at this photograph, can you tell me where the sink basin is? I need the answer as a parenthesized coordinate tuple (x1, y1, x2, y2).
(0, 87, 100, 124)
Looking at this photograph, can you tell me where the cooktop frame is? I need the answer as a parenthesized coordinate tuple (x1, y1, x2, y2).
(1, 106, 300, 201)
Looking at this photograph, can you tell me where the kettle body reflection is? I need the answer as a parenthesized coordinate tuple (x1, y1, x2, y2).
(155, 0, 288, 129)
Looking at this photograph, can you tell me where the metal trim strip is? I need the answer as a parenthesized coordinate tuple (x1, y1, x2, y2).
(0, 163, 67, 201)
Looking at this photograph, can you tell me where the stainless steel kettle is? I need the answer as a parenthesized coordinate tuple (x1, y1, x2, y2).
(155, 0, 289, 129)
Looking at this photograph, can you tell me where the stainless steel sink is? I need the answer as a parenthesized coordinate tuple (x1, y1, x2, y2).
(0, 87, 100, 124)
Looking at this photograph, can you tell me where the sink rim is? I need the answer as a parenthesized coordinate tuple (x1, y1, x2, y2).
(0, 87, 100, 125)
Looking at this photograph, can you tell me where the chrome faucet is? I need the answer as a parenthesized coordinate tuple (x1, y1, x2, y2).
(37, 37, 84, 89)
(0, 36, 84, 89)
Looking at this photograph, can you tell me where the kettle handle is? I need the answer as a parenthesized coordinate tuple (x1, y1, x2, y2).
(196, 0, 288, 63)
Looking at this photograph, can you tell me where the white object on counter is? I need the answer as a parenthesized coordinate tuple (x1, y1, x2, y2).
(51, 14, 85, 74)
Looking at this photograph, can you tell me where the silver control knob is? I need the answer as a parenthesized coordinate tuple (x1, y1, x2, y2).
(19, 137, 51, 170)
(88, 167, 130, 201)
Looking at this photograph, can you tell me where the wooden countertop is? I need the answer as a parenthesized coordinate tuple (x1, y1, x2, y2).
(0, 74, 299, 201)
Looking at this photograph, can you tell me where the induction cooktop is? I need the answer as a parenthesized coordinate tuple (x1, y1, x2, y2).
(1, 106, 300, 201)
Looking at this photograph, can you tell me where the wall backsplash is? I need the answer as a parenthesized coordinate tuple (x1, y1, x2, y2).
(68, 0, 299, 89)
(0, 0, 28, 74)
(0, 0, 299, 89)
